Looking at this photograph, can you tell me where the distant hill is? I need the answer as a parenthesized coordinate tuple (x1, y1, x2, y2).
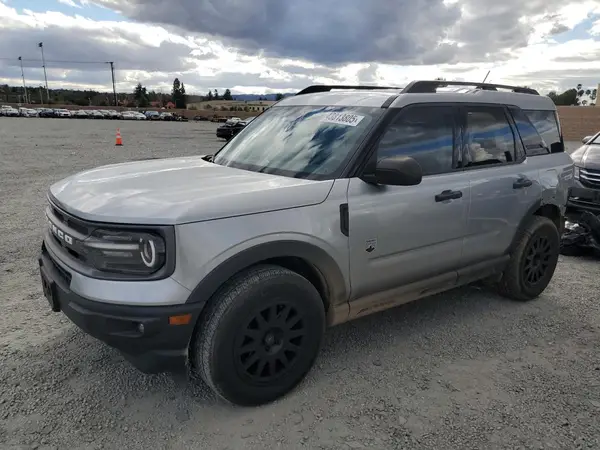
(232, 93, 295, 101)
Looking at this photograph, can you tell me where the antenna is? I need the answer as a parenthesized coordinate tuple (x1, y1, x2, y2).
(482, 71, 490, 83)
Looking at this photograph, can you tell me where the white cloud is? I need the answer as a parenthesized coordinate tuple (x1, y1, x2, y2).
(591, 18, 600, 35)
(0, 1, 599, 95)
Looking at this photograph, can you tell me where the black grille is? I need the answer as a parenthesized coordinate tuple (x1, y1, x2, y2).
(50, 232, 84, 261)
(50, 205, 91, 235)
(46, 202, 93, 267)
(579, 168, 600, 189)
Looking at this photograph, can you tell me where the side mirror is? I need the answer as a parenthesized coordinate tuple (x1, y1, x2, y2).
(582, 136, 592, 144)
(361, 156, 423, 186)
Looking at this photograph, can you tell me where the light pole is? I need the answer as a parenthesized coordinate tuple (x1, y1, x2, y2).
(108, 61, 118, 107)
(18, 56, 28, 104)
(38, 42, 50, 103)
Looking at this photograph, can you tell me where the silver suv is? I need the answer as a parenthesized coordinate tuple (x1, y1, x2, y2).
(568, 131, 600, 214)
(38, 80, 574, 406)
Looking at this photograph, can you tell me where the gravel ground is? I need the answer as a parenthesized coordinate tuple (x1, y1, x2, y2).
(1, 117, 599, 450)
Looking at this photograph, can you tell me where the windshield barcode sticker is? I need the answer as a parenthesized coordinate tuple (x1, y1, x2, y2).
(322, 112, 365, 127)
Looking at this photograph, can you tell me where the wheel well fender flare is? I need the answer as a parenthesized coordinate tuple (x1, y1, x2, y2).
(509, 200, 562, 253)
(185, 241, 348, 309)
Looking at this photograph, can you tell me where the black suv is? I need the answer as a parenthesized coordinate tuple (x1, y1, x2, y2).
(216, 117, 255, 140)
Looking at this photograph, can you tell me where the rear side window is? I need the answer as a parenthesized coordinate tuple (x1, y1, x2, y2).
(523, 109, 562, 153)
(509, 107, 549, 156)
(463, 106, 516, 167)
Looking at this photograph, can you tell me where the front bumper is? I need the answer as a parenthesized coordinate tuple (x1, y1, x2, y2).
(567, 182, 600, 215)
(38, 243, 205, 374)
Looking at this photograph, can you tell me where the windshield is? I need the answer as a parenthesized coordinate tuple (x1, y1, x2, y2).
(212, 105, 383, 179)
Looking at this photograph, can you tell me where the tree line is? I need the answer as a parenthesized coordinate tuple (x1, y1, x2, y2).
(132, 78, 285, 109)
(547, 84, 597, 106)
(0, 77, 285, 108)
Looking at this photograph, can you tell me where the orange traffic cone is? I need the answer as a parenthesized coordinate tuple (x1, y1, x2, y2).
(115, 128, 123, 146)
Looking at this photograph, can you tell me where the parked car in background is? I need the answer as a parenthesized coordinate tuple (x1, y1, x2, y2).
(567, 132, 600, 215)
(172, 113, 188, 122)
(54, 109, 71, 118)
(39, 108, 56, 118)
(19, 107, 38, 117)
(216, 121, 235, 139)
(193, 115, 209, 121)
(1, 106, 19, 117)
(238, 116, 256, 127)
(159, 112, 175, 121)
(73, 110, 89, 119)
(216, 116, 255, 140)
(120, 111, 142, 120)
(145, 111, 161, 120)
(230, 116, 256, 137)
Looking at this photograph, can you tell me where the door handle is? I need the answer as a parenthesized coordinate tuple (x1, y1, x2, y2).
(435, 190, 463, 202)
(513, 178, 533, 189)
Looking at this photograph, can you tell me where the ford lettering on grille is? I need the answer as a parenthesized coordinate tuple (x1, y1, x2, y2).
(47, 216, 74, 245)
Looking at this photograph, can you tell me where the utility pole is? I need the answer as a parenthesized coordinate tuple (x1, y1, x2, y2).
(109, 61, 118, 107)
(38, 42, 50, 103)
(39, 86, 44, 105)
(18, 56, 28, 104)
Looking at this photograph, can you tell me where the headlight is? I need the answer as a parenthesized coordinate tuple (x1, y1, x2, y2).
(83, 229, 167, 275)
(574, 166, 580, 180)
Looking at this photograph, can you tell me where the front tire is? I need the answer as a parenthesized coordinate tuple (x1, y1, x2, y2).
(191, 265, 325, 406)
(498, 216, 560, 301)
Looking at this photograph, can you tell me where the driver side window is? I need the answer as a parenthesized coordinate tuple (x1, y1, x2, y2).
(376, 105, 457, 176)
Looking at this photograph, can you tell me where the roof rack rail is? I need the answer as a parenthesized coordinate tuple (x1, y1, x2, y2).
(296, 85, 403, 96)
(401, 80, 539, 95)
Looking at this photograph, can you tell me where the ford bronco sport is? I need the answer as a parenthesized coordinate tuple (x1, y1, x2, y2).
(39, 80, 574, 406)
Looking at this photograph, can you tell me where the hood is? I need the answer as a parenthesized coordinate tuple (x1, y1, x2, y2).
(571, 143, 600, 170)
(49, 156, 334, 225)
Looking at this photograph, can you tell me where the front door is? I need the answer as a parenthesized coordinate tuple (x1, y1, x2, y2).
(347, 104, 469, 304)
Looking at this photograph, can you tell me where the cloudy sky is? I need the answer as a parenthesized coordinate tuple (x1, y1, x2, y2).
(0, 0, 599, 95)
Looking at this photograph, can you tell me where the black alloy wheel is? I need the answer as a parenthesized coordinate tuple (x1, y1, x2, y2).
(233, 303, 306, 383)
(522, 234, 553, 288)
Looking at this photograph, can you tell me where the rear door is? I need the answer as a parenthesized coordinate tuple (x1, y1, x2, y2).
(460, 104, 542, 264)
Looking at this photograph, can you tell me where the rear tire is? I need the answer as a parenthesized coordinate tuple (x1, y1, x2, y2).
(498, 216, 560, 301)
(191, 264, 325, 406)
